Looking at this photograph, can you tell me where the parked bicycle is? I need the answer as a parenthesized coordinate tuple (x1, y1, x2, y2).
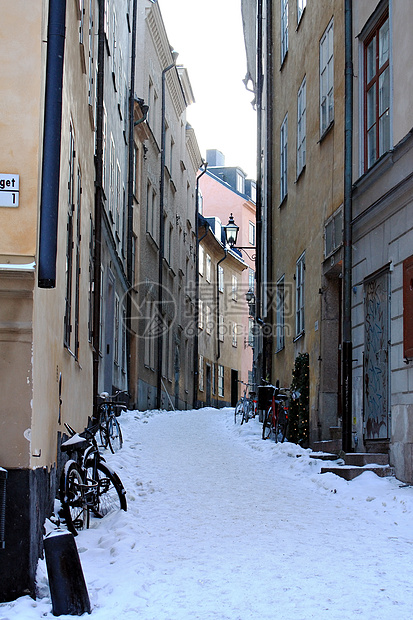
(97, 390, 127, 453)
(261, 380, 290, 442)
(59, 419, 127, 536)
(234, 381, 257, 425)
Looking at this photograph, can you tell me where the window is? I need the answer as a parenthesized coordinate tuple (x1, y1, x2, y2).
(109, 135, 115, 219)
(114, 294, 120, 365)
(296, 252, 305, 336)
(121, 305, 127, 373)
(88, 215, 94, 342)
(249, 268, 255, 293)
(212, 363, 216, 395)
(320, 19, 334, 136)
(276, 276, 285, 351)
(64, 124, 75, 349)
(297, 0, 306, 23)
(297, 77, 306, 176)
(324, 208, 343, 257)
(232, 322, 238, 347)
(199, 355, 204, 392)
(198, 299, 204, 329)
(249, 221, 255, 245)
(206, 305, 212, 335)
(218, 315, 225, 342)
(232, 275, 238, 301)
(280, 114, 288, 202)
(146, 181, 156, 238)
(199, 245, 204, 276)
(218, 364, 224, 397)
(281, 0, 289, 63)
(248, 318, 254, 347)
(78, 0, 84, 44)
(236, 171, 245, 194)
(218, 265, 224, 292)
(364, 10, 390, 170)
(88, 0, 95, 109)
(102, 104, 107, 191)
(206, 254, 211, 283)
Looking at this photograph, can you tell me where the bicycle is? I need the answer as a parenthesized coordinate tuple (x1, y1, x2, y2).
(261, 380, 289, 442)
(59, 419, 127, 536)
(97, 390, 127, 453)
(234, 381, 257, 424)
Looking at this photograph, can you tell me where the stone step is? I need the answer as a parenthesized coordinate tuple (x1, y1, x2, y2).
(344, 453, 389, 467)
(310, 452, 341, 461)
(312, 439, 342, 454)
(320, 464, 394, 481)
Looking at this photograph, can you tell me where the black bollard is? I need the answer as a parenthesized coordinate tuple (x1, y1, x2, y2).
(44, 530, 91, 616)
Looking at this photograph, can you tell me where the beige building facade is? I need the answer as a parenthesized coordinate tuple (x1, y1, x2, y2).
(0, 0, 95, 600)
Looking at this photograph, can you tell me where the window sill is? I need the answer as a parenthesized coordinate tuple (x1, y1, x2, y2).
(318, 120, 335, 144)
(293, 331, 305, 343)
(279, 193, 288, 209)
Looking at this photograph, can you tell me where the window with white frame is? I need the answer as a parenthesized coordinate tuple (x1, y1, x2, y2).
(146, 181, 156, 238)
(320, 19, 334, 136)
(206, 305, 212, 335)
(324, 208, 343, 257)
(109, 135, 115, 218)
(218, 314, 225, 342)
(199, 355, 204, 392)
(276, 275, 285, 351)
(199, 245, 204, 276)
(249, 268, 255, 293)
(218, 265, 224, 292)
(297, 77, 306, 176)
(364, 9, 390, 171)
(232, 322, 238, 347)
(297, 0, 306, 23)
(236, 171, 245, 194)
(232, 275, 238, 301)
(280, 114, 288, 202)
(295, 252, 305, 336)
(198, 299, 204, 329)
(114, 293, 120, 365)
(206, 253, 211, 282)
(281, 0, 289, 63)
(218, 364, 224, 397)
(249, 221, 255, 245)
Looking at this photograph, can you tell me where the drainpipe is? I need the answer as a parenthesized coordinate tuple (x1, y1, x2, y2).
(193, 162, 208, 408)
(38, 0, 67, 288)
(157, 61, 176, 410)
(342, 0, 353, 453)
(126, 0, 138, 399)
(216, 250, 228, 362)
(255, 0, 264, 382)
(92, 0, 105, 412)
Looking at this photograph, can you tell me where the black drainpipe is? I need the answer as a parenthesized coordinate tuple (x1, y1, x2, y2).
(255, 0, 264, 382)
(216, 249, 228, 362)
(92, 0, 105, 413)
(126, 0, 138, 399)
(342, 0, 353, 453)
(38, 0, 67, 289)
(193, 162, 208, 408)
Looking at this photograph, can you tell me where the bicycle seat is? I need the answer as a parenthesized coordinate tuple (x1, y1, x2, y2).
(61, 433, 88, 453)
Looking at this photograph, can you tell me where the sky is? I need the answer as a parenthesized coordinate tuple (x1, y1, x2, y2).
(4, 407, 413, 619)
(159, 0, 257, 179)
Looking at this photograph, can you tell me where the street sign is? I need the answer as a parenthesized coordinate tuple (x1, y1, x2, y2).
(0, 174, 19, 207)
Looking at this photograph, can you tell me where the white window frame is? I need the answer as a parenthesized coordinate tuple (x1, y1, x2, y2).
(218, 265, 224, 293)
(280, 114, 288, 202)
(218, 314, 225, 342)
(281, 0, 289, 63)
(276, 275, 285, 352)
(199, 245, 204, 276)
(295, 252, 305, 336)
(199, 355, 204, 392)
(320, 19, 334, 136)
(232, 275, 238, 301)
(297, 0, 306, 24)
(297, 77, 306, 177)
(206, 253, 211, 283)
(249, 221, 255, 246)
(218, 364, 224, 397)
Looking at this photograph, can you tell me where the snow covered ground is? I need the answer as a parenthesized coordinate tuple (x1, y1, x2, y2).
(2, 407, 413, 619)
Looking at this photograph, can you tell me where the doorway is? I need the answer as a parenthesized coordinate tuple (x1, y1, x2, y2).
(231, 369, 238, 407)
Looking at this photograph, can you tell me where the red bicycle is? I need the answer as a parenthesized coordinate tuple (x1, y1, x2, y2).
(261, 381, 289, 442)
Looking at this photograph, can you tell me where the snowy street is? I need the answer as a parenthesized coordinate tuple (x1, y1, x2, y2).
(2, 407, 413, 619)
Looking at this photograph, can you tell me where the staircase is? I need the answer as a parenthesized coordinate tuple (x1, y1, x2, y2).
(310, 426, 394, 480)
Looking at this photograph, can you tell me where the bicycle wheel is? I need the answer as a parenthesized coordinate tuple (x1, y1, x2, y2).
(60, 461, 89, 535)
(89, 462, 127, 520)
(262, 407, 273, 440)
(234, 399, 243, 423)
(275, 406, 289, 443)
(107, 416, 123, 453)
(241, 400, 250, 424)
(99, 407, 109, 449)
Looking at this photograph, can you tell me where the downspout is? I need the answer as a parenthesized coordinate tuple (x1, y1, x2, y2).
(342, 0, 353, 453)
(92, 0, 105, 413)
(216, 249, 228, 362)
(126, 0, 138, 398)
(157, 62, 176, 409)
(193, 162, 208, 408)
(255, 0, 264, 382)
(38, 0, 67, 288)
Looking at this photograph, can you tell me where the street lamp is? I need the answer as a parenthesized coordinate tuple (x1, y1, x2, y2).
(223, 213, 240, 248)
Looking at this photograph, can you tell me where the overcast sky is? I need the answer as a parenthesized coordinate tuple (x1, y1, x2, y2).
(159, 0, 257, 179)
